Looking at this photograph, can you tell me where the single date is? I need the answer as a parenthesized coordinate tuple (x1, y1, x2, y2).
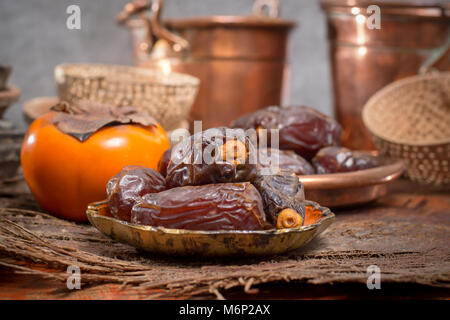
(131, 182, 268, 230)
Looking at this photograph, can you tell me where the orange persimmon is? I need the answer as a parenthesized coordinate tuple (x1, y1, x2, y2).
(21, 111, 170, 222)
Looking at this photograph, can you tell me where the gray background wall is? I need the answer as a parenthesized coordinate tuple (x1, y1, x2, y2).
(0, 0, 332, 129)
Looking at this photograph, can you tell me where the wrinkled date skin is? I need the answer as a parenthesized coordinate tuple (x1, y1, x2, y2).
(252, 170, 305, 225)
(131, 182, 268, 231)
(312, 147, 378, 174)
(157, 147, 172, 177)
(165, 127, 258, 188)
(258, 148, 315, 176)
(232, 106, 342, 160)
(107, 166, 166, 222)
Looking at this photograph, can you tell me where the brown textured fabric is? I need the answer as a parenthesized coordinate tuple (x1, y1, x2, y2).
(0, 179, 449, 299)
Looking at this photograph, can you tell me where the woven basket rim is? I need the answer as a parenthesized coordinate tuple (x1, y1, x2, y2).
(54, 63, 200, 87)
(362, 71, 450, 147)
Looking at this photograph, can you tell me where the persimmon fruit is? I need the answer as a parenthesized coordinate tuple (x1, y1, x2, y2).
(21, 112, 170, 222)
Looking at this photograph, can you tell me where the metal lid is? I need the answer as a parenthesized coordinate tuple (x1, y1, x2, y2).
(163, 15, 297, 30)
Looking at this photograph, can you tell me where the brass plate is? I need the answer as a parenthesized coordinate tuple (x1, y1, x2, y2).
(86, 200, 334, 257)
(300, 154, 405, 208)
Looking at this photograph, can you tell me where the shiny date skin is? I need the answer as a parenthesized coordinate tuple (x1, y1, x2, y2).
(157, 147, 172, 177)
(231, 105, 342, 160)
(312, 146, 378, 174)
(258, 148, 315, 175)
(165, 127, 259, 188)
(107, 166, 166, 222)
(131, 182, 268, 231)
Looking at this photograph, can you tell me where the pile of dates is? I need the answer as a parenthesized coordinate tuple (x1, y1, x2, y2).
(107, 106, 379, 231)
(231, 106, 378, 174)
(108, 127, 305, 231)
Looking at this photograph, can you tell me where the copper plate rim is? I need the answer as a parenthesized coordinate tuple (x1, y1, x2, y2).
(299, 156, 405, 190)
(86, 199, 334, 236)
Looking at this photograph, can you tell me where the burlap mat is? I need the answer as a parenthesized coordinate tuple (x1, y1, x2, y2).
(0, 179, 449, 299)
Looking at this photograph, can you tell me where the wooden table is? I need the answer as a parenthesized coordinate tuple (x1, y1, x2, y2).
(0, 179, 449, 299)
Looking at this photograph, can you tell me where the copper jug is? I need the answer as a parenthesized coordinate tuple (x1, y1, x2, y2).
(321, 0, 450, 150)
(117, 0, 296, 129)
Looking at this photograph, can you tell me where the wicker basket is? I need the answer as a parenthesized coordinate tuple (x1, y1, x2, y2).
(54, 63, 199, 131)
(362, 71, 450, 187)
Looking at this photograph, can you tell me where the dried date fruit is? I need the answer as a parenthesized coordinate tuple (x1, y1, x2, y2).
(131, 182, 268, 231)
(231, 106, 341, 159)
(258, 148, 315, 175)
(107, 166, 166, 222)
(157, 147, 172, 177)
(252, 170, 305, 225)
(232, 106, 280, 131)
(312, 146, 378, 174)
(165, 127, 258, 188)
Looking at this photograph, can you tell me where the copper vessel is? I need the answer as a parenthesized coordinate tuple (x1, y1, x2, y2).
(321, 0, 450, 150)
(117, 0, 296, 129)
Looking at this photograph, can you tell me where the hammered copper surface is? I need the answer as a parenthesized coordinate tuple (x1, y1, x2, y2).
(321, 0, 450, 149)
(118, 0, 296, 129)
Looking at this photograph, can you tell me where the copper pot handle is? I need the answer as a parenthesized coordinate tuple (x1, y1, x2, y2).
(150, 0, 190, 52)
(252, 0, 280, 18)
(116, 0, 151, 24)
(117, 0, 282, 53)
(116, 0, 190, 53)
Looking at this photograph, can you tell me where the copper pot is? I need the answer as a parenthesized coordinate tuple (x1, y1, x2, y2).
(321, 0, 450, 150)
(117, 0, 296, 129)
